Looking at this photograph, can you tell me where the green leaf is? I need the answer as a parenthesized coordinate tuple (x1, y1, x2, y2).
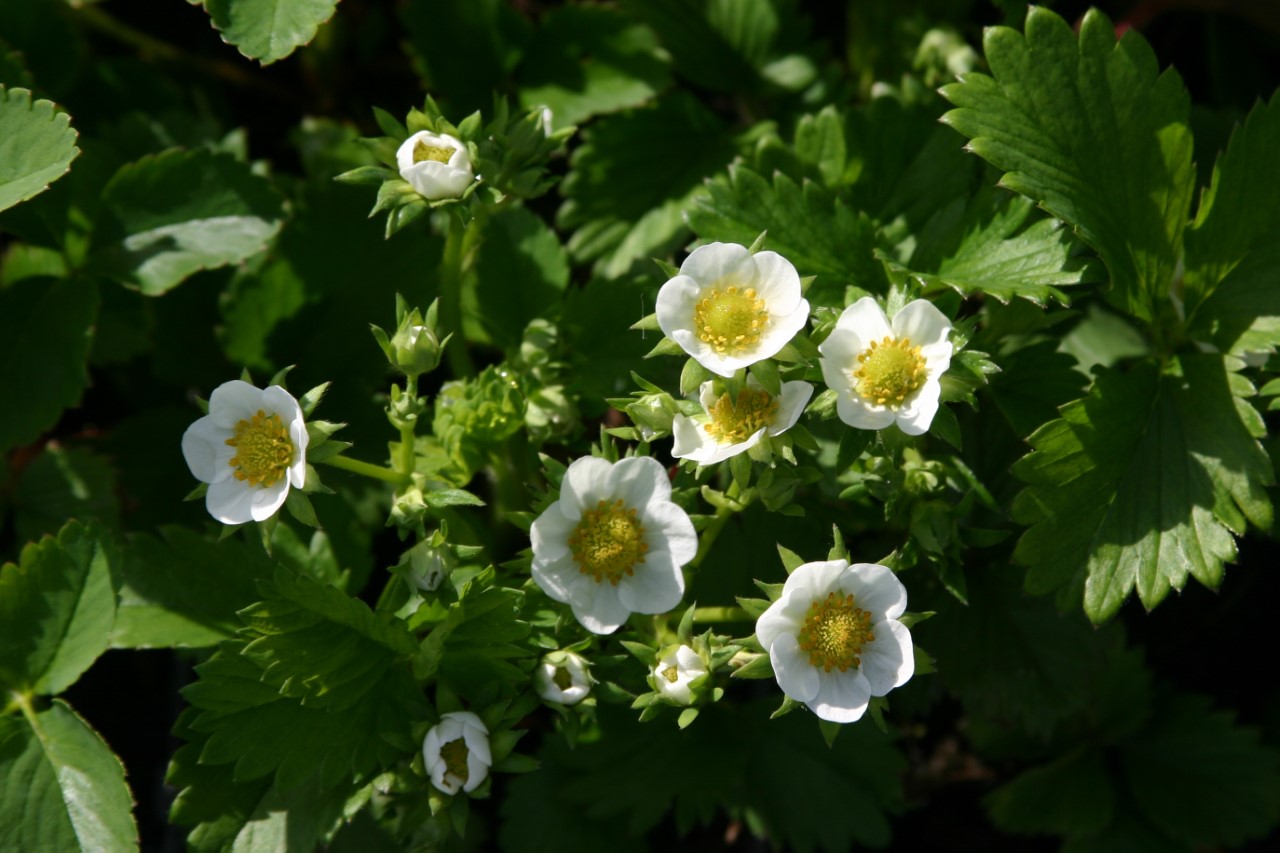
(885, 191, 1104, 306)
(91, 148, 286, 295)
(202, 0, 340, 65)
(617, 0, 770, 93)
(517, 6, 670, 127)
(0, 86, 78, 212)
(0, 700, 138, 852)
(1184, 93, 1280, 319)
(1185, 99, 1280, 354)
(13, 445, 119, 544)
(558, 93, 737, 277)
(986, 748, 1114, 837)
(464, 205, 569, 347)
(940, 7, 1195, 321)
(1121, 693, 1280, 847)
(687, 164, 884, 300)
(0, 520, 117, 696)
(0, 276, 98, 454)
(1012, 355, 1273, 623)
(986, 341, 1088, 438)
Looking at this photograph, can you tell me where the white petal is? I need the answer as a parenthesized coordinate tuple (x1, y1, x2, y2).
(572, 582, 631, 635)
(608, 456, 671, 507)
(690, 430, 762, 465)
(835, 394, 897, 432)
(755, 595, 804, 650)
(769, 632, 820, 703)
(920, 340, 954, 373)
(758, 296, 810, 356)
(655, 275, 702, 339)
(696, 348, 759, 379)
(208, 380, 265, 428)
(768, 381, 814, 436)
(617, 551, 684, 614)
(530, 552, 581, 604)
(679, 242, 755, 287)
(750, 251, 802, 313)
(287, 416, 308, 488)
(895, 380, 941, 436)
(817, 327, 862, 371)
(697, 381, 718, 411)
(428, 761, 457, 795)
(530, 503, 576, 562)
(249, 478, 289, 523)
(642, 500, 697, 566)
(205, 478, 255, 525)
(463, 750, 489, 792)
(181, 416, 235, 484)
(808, 670, 872, 723)
(671, 415, 713, 460)
(675, 645, 706, 677)
(891, 299, 951, 348)
(261, 384, 302, 423)
(834, 297, 892, 342)
(781, 560, 847, 600)
(860, 619, 915, 694)
(558, 456, 615, 519)
(423, 726, 443, 759)
(839, 563, 908, 619)
(396, 131, 430, 171)
(463, 726, 492, 766)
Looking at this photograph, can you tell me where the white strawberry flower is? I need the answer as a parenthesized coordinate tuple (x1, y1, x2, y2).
(181, 380, 308, 525)
(671, 377, 813, 465)
(651, 645, 707, 706)
(530, 456, 697, 635)
(755, 560, 914, 724)
(656, 242, 810, 378)
(396, 130, 475, 200)
(818, 297, 952, 435)
(423, 711, 491, 795)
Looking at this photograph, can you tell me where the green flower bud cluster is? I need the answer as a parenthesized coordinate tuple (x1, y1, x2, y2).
(372, 295, 450, 379)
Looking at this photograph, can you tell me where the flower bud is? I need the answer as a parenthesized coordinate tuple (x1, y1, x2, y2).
(406, 539, 453, 591)
(650, 644, 708, 706)
(423, 711, 491, 795)
(625, 393, 679, 440)
(396, 131, 475, 201)
(534, 651, 592, 705)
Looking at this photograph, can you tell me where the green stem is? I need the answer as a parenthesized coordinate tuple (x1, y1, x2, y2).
(397, 376, 418, 477)
(319, 454, 410, 486)
(438, 217, 477, 378)
(692, 606, 752, 624)
(691, 481, 747, 569)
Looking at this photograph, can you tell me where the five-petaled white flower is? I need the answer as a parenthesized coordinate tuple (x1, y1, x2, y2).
(755, 560, 914, 724)
(656, 242, 810, 378)
(396, 130, 475, 201)
(672, 377, 813, 465)
(181, 380, 308, 525)
(818, 297, 952, 435)
(423, 711, 491, 795)
(651, 644, 707, 706)
(530, 456, 697, 635)
(534, 651, 592, 706)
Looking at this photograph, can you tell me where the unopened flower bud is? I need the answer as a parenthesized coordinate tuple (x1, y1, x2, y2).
(650, 645, 708, 706)
(396, 131, 475, 201)
(534, 651, 592, 705)
(407, 540, 453, 591)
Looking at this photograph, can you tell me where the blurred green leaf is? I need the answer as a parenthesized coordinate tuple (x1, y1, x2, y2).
(0, 86, 78, 213)
(517, 6, 670, 128)
(464, 205, 569, 348)
(401, 0, 530, 114)
(91, 149, 286, 295)
(941, 7, 1194, 322)
(0, 520, 117, 696)
(986, 341, 1087, 438)
(617, 0, 771, 92)
(986, 748, 1114, 836)
(1013, 355, 1273, 622)
(0, 700, 138, 852)
(201, 0, 339, 65)
(0, 276, 97, 454)
(13, 445, 119, 544)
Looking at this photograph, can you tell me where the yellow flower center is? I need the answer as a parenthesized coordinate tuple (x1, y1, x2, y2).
(440, 737, 469, 785)
(854, 336, 926, 407)
(797, 592, 875, 673)
(702, 387, 778, 444)
(694, 286, 769, 354)
(553, 666, 573, 691)
(224, 410, 294, 487)
(414, 141, 455, 164)
(568, 499, 648, 585)
(661, 665, 680, 683)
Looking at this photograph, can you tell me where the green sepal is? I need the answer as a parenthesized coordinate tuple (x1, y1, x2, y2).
(777, 544, 804, 573)
(284, 490, 320, 529)
(620, 641, 657, 667)
(731, 653, 774, 680)
(643, 337, 685, 359)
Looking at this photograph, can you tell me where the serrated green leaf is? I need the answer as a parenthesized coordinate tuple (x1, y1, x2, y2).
(0, 276, 97, 455)
(1186, 236, 1280, 359)
(0, 520, 117, 696)
(0, 86, 78, 212)
(688, 163, 884, 299)
(1121, 693, 1280, 846)
(0, 701, 138, 852)
(885, 191, 1103, 306)
(202, 0, 339, 65)
(940, 7, 1194, 321)
(91, 148, 286, 295)
(1012, 355, 1273, 623)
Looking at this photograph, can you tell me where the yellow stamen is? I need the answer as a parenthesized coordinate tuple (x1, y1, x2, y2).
(853, 336, 926, 407)
(797, 592, 875, 672)
(224, 410, 293, 488)
(568, 499, 648, 585)
(693, 286, 769, 354)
